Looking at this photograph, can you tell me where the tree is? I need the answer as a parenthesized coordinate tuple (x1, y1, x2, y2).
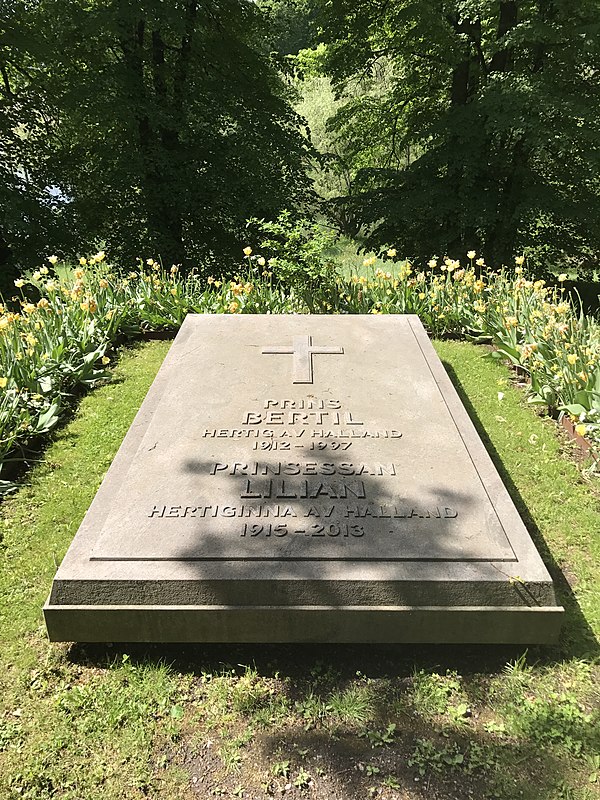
(296, 45, 410, 238)
(0, 3, 77, 285)
(318, 0, 600, 270)
(258, 0, 318, 56)
(1, 0, 312, 273)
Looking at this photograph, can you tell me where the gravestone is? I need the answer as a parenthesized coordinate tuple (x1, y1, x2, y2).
(44, 315, 563, 643)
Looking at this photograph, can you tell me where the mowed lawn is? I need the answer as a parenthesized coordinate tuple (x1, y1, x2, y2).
(0, 337, 598, 800)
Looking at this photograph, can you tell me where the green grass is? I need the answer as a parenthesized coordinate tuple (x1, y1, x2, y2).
(435, 339, 600, 646)
(323, 235, 388, 278)
(0, 336, 599, 800)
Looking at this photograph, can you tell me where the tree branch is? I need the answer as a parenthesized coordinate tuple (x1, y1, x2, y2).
(0, 62, 13, 97)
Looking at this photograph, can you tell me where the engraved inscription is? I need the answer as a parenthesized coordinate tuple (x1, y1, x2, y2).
(210, 462, 397, 476)
(147, 381, 464, 554)
(200, 396, 402, 442)
(241, 523, 365, 537)
(148, 504, 458, 520)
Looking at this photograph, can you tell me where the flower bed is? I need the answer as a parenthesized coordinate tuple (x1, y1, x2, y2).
(0, 249, 598, 491)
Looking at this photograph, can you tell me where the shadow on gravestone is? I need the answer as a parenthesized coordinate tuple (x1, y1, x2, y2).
(44, 314, 564, 646)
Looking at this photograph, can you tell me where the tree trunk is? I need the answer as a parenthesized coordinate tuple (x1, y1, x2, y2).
(490, 2, 518, 73)
(487, 139, 526, 266)
(486, 2, 523, 266)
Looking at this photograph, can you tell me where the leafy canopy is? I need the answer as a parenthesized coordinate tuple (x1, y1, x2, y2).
(318, 0, 600, 271)
(1, 0, 312, 274)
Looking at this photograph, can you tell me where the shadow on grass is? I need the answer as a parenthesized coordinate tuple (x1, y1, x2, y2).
(440, 359, 599, 662)
(65, 640, 595, 800)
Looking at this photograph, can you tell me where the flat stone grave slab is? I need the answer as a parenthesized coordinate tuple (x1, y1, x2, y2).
(44, 314, 563, 643)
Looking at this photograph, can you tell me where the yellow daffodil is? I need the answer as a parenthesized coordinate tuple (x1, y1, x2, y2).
(101, 356, 110, 365)
(515, 255, 525, 266)
(39, 266, 49, 275)
(467, 250, 476, 260)
(387, 248, 397, 258)
(37, 298, 49, 309)
(476, 258, 485, 267)
(170, 265, 178, 275)
(521, 343, 538, 359)
(575, 423, 586, 437)
(558, 273, 567, 282)
(243, 247, 252, 256)
(14, 279, 24, 288)
(0, 377, 7, 389)
(427, 259, 437, 269)
(79, 257, 87, 266)
(567, 354, 577, 365)
(48, 255, 58, 265)
(257, 257, 266, 267)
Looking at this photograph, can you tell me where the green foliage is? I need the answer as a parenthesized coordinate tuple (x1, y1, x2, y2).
(359, 723, 396, 748)
(408, 738, 465, 776)
(1, 243, 599, 488)
(410, 669, 463, 717)
(505, 691, 598, 755)
(1, 1, 311, 272)
(295, 50, 404, 237)
(317, 0, 600, 273)
(258, 0, 318, 55)
(328, 684, 375, 724)
(246, 211, 339, 311)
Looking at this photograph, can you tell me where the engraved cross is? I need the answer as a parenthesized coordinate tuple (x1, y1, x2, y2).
(262, 335, 344, 383)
